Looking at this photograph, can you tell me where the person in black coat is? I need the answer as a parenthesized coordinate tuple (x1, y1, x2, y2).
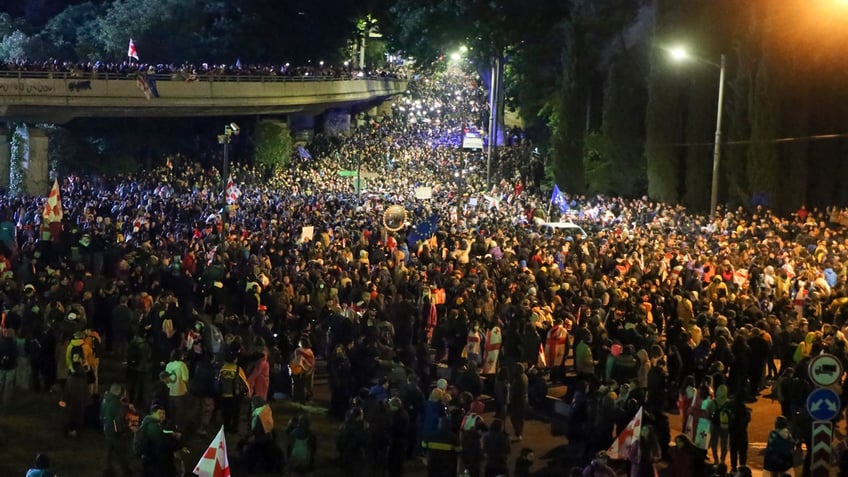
(388, 397, 411, 477)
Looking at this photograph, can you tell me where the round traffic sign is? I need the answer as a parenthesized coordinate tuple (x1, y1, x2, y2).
(809, 353, 843, 387)
(807, 387, 841, 421)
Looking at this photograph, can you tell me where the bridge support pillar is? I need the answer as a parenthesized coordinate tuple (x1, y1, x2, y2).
(322, 109, 351, 136)
(24, 127, 50, 196)
(288, 114, 315, 144)
(0, 127, 9, 189)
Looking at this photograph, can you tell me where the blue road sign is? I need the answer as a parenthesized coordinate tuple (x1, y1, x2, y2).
(807, 388, 841, 421)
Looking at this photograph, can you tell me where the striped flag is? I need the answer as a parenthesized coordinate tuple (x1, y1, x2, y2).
(607, 406, 642, 460)
(193, 426, 231, 477)
(226, 176, 240, 204)
(43, 178, 62, 223)
(127, 38, 138, 60)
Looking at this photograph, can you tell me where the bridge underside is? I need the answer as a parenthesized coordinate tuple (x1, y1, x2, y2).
(0, 102, 373, 124)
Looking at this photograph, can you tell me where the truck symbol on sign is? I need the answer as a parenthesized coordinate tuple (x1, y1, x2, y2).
(816, 364, 838, 376)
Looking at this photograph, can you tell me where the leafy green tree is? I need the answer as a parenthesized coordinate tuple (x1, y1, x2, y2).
(0, 30, 32, 61)
(39, 2, 104, 60)
(254, 120, 293, 175)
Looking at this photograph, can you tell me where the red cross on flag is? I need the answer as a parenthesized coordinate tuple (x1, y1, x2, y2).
(43, 178, 63, 224)
(127, 38, 139, 60)
(607, 406, 643, 460)
(226, 176, 240, 205)
(193, 426, 231, 477)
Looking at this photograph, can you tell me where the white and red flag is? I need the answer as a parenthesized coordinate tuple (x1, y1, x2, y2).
(193, 426, 231, 477)
(607, 406, 643, 460)
(43, 178, 62, 223)
(128, 38, 139, 60)
(226, 176, 240, 205)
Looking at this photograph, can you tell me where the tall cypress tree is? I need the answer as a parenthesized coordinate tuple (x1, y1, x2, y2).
(602, 46, 649, 197)
(746, 53, 780, 205)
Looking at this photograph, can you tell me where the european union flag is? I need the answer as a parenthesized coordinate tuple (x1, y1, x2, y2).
(407, 214, 439, 245)
(551, 184, 569, 214)
(297, 146, 312, 160)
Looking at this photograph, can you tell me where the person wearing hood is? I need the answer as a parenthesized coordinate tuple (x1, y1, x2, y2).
(763, 416, 795, 476)
(508, 362, 528, 442)
(286, 414, 317, 475)
(708, 384, 730, 466)
(242, 395, 279, 473)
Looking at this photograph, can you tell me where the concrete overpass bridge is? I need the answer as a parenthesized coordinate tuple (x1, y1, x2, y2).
(0, 70, 407, 192)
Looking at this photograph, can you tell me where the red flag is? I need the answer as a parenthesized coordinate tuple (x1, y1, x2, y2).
(128, 38, 139, 60)
(43, 178, 63, 224)
(193, 426, 231, 477)
(607, 406, 642, 460)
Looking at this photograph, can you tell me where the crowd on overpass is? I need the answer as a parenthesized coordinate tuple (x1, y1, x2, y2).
(0, 58, 407, 80)
(1, 66, 848, 477)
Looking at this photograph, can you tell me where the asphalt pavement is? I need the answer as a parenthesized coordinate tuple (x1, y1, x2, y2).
(310, 359, 840, 477)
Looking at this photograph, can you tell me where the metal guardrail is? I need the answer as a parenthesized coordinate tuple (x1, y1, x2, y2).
(0, 70, 401, 83)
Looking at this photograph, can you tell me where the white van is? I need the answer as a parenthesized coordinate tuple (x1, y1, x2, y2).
(538, 221, 588, 239)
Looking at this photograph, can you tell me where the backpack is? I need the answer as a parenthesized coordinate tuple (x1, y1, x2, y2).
(216, 364, 246, 398)
(711, 402, 731, 430)
(288, 437, 312, 472)
(126, 342, 142, 369)
(69, 342, 85, 367)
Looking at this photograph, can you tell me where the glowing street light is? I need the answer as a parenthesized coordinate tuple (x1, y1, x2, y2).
(449, 52, 462, 62)
(459, 45, 468, 53)
(668, 45, 726, 218)
(669, 46, 689, 62)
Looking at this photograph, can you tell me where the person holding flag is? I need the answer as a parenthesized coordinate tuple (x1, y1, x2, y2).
(41, 178, 62, 242)
(226, 176, 240, 205)
(550, 184, 569, 219)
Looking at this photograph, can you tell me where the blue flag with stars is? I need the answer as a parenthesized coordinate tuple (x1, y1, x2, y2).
(551, 184, 569, 214)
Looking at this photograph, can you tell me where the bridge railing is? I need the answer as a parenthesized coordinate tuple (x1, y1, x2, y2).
(0, 70, 399, 83)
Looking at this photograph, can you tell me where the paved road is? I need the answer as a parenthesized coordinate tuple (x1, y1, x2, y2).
(310, 361, 814, 476)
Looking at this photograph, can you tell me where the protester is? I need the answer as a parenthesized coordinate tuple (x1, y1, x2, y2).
(3, 57, 848, 477)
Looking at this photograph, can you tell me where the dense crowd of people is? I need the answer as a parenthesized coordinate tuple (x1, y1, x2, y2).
(1, 64, 848, 477)
(0, 59, 407, 81)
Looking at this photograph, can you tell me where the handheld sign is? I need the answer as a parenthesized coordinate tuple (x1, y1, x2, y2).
(809, 353, 843, 387)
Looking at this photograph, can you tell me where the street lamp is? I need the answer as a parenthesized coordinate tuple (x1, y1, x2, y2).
(669, 46, 726, 218)
(217, 122, 240, 195)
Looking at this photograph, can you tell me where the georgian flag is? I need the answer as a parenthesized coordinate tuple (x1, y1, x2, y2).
(607, 406, 643, 460)
(226, 176, 240, 205)
(127, 38, 139, 60)
(193, 426, 231, 477)
(43, 178, 63, 224)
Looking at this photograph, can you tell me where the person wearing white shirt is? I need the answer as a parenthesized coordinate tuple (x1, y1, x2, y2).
(164, 350, 190, 429)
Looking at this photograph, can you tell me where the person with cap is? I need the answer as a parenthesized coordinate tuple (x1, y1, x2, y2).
(134, 401, 182, 477)
(25, 453, 56, 477)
